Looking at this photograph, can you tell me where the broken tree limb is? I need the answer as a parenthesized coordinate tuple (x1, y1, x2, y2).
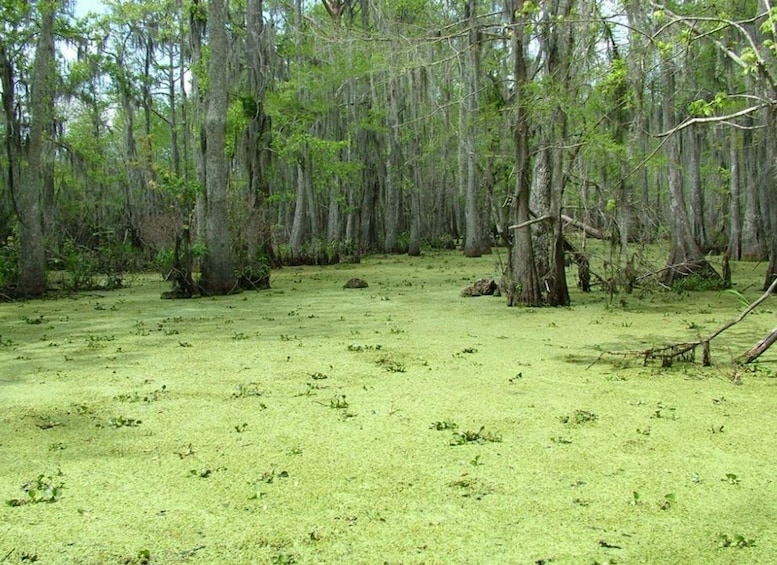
(508, 213, 611, 241)
(742, 326, 777, 364)
(508, 214, 553, 231)
(560, 214, 610, 240)
(591, 276, 777, 368)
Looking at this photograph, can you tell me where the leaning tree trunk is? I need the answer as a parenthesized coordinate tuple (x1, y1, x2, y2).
(17, 0, 58, 297)
(200, 0, 235, 294)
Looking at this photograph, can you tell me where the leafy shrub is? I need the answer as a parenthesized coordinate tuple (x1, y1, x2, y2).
(0, 236, 20, 293)
(62, 238, 99, 291)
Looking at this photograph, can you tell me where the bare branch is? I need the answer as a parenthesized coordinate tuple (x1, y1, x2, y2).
(655, 103, 769, 137)
(508, 214, 553, 231)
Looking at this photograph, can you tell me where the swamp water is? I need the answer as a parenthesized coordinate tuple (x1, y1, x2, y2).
(1, 250, 776, 564)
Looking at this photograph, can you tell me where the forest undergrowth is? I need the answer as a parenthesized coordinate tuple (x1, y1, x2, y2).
(1, 247, 776, 564)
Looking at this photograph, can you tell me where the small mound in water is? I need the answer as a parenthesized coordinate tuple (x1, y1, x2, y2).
(460, 278, 498, 297)
(343, 278, 369, 289)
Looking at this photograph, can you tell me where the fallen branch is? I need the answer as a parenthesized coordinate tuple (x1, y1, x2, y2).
(591, 276, 777, 368)
(741, 326, 777, 363)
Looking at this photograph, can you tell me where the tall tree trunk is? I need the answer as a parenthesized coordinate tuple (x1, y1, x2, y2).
(0, 44, 22, 267)
(741, 116, 766, 259)
(531, 0, 572, 306)
(687, 126, 710, 251)
(660, 59, 719, 288)
(384, 76, 401, 253)
(762, 105, 777, 289)
(245, 0, 277, 265)
(727, 130, 742, 260)
(462, 0, 488, 257)
(327, 183, 341, 244)
(506, 0, 542, 306)
(200, 0, 235, 294)
(530, 146, 551, 282)
(289, 160, 306, 259)
(190, 0, 207, 244)
(17, 0, 58, 296)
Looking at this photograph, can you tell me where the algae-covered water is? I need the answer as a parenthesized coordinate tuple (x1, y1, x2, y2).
(1, 250, 776, 564)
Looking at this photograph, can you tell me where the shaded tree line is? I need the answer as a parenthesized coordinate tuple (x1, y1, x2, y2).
(1, 0, 776, 302)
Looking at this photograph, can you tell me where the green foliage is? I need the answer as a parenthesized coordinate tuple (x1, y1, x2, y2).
(328, 393, 349, 409)
(688, 93, 729, 117)
(0, 235, 20, 292)
(6, 474, 64, 506)
(57, 235, 135, 291)
(671, 273, 725, 292)
(122, 549, 151, 565)
(62, 238, 99, 291)
(718, 533, 756, 548)
(231, 382, 263, 399)
(430, 420, 458, 431)
(450, 426, 502, 445)
(104, 416, 142, 428)
(559, 410, 598, 425)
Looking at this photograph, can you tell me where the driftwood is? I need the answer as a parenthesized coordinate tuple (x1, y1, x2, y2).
(592, 277, 777, 368)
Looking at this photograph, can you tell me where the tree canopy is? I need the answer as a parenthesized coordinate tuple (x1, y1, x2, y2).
(1, 0, 776, 299)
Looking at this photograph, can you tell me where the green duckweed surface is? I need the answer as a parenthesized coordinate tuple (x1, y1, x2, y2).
(1, 250, 776, 564)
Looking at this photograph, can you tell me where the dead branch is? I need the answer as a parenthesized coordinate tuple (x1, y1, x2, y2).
(508, 214, 553, 231)
(560, 214, 610, 240)
(592, 276, 777, 368)
(742, 326, 777, 364)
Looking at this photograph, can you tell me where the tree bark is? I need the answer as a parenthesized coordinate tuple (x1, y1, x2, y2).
(506, 0, 542, 306)
(245, 0, 277, 265)
(659, 58, 720, 288)
(687, 126, 710, 251)
(462, 0, 489, 257)
(762, 105, 777, 290)
(383, 76, 401, 253)
(200, 0, 236, 294)
(17, 0, 58, 297)
(727, 130, 742, 260)
(289, 160, 306, 259)
(741, 116, 766, 260)
(742, 326, 777, 364)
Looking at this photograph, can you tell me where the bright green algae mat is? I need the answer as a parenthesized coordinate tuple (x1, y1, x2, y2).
(2, 251, 777, 564)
